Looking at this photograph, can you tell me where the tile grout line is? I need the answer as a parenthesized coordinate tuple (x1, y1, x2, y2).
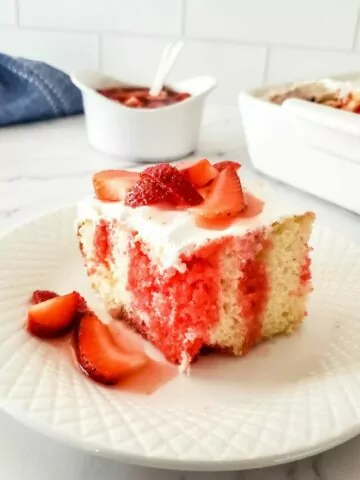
(1, 24, 360, 56)
(351, 3, 360, 50)
(97, 33, 102, 71)
(262, 45, 271, 84)
(181, 0, 187, 37)
(13, 0, 19, 26)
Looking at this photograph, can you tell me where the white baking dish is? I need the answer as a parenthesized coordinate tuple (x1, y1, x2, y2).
(71, 71, 216, 162)
(239, 72, 360, 215)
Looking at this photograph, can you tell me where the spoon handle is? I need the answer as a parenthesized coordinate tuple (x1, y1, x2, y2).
(149, 41, 184, 97)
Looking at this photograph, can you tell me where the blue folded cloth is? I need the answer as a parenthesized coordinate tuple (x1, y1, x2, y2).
(0, 53, 83, 126)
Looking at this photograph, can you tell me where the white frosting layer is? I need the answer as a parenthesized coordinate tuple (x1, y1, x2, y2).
(77, 179, 307, 272)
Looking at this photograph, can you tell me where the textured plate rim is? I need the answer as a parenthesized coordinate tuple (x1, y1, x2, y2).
(1, 397, 360, 472)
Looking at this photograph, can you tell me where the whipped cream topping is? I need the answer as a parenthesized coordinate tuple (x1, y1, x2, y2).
(77, 179, 307, 272)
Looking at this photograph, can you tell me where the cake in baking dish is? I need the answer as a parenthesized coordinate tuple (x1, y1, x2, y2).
(76, 159, 314, 371)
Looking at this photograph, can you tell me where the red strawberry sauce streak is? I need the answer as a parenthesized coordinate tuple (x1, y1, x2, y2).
(93, 220, 111, 265)
(300, 246, 312, 286)
(127, 234, 224, 364)
(235, 231, 270, 352)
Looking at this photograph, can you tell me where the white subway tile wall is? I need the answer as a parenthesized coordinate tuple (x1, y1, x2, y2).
(268, 48, 360, 84)
(1, 0, 360, 104)
(101, 36, 167, 84)
(186, 0, 360, 49)
(0, 0, 16, 25)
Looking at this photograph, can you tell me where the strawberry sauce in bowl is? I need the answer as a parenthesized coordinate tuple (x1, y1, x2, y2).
(98, 86, 191, 109)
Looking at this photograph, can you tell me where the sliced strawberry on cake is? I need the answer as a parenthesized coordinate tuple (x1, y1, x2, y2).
(126, 163, 203, 207)
(190, 167, 246, 219)
(176, 158, 218, 187)
(190, 167, 247, 229)
(93, 170, 140, 202)
(213, 160, 241, 172)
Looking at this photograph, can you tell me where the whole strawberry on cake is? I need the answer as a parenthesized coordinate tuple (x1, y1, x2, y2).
(77, 159, 314, 371)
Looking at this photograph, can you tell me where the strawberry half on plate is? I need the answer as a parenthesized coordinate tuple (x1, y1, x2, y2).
(75, 312, 149, 385)
(27, 292, 79, 339)
(31, 289, 59, 304)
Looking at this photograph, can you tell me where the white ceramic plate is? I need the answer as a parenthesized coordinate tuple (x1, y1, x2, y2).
(1, 206, 360, 471)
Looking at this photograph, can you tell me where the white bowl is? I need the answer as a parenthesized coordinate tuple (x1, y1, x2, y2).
(238, 71, 360, 215)
(71, 71, 216, 162)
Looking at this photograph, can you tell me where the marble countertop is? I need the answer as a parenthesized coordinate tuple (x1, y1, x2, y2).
(1, 105, 360, 480)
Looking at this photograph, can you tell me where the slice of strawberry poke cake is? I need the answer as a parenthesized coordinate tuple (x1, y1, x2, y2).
(76, 159, 314, 371)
